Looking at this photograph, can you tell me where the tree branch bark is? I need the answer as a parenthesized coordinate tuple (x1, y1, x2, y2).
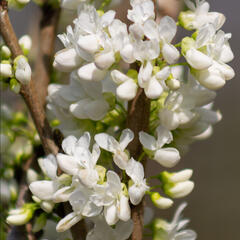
(34, 3, 61, 106)
(127, 89, 150, 240)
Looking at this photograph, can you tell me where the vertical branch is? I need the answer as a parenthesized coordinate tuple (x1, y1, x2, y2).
(34, 3, 61, 106)
(127, 89, 150, 240)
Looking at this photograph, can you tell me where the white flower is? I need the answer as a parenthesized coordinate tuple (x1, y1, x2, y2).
(159, 91, 196, 130)
(144, 16, 180, 64)
(47, 72, 109, 122)
(128, 0, 155, 25)
(139, 126, 180, 168)
(91, 171, 131, 225)
(153, 203, 197, 240)
(95, 129, 134, 170)
(126, 158, 149, 205)
(29, 155, 73, 203)
(139, 65, 170, 99)
(111, 70, 138, 101)
(19, 35, 32, 54)
(57, 134, 101, 188)
(14, 55, 31, 85)
(180, 0, 225, 30)
(87, 216, 133, 240)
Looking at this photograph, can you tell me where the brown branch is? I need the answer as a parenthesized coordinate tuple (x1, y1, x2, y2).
(0, 7, 58, 155)
(34, 3, 61, 106)
(127, 89, 150, 240)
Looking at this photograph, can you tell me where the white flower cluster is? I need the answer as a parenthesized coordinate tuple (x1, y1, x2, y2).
(29, 130, 148, 234)
(25, 0, 234, 239)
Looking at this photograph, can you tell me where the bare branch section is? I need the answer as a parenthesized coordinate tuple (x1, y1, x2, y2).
(127, 89, 150, 240)
(34, 3, 61, 106)
(0, 8, 58, 155)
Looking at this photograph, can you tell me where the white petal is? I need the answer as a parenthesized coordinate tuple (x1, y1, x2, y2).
(56, 212, 82, 232)
(101, 10, 116, 28)
(111, 70, 132, 85)
(91, 143, 101, 166)
(119, 129, 134, 150)
(62, 136, 77, 155)
(85, 99, 109, 121)
(155, 66, 170, 81)
(186, 48, 212, 70)
(126, 158, 144, 182)
(139, 131, 157, 151)
(144, 77, 163, 99)
(39, 154, 57, 180)
(118, 195, 131, 222)
(69, 99, 91, 119)
(79, 169, 99, 188)
(170, 169, 193, 183)
(162, 43, 180, 64)
(107, 171, 122, 194)
(143, 19, 159, 40)
(154, 148, 180, 168)
(94, 134, 119, 153)
(169, 181, 194, 198)
(156, 126, 173, 148)
(116, 80, 138, 101)
(77, 63, 107, 81)
(77, 132, 91, 149)
(138, 61, 153, 87)
(121, 44, 135, 63)
(57, 153, 79, 175)
(158, 16, 177, 42)
(104, 204, 118, 225)
(128, 184, 146, 205)
(15, 57, 31, 85)
(29, 181, 55, 201)
(53, 186, 74, 203)
(95, 50, 115, 70)
(77, 35, 99, 54)
(54, 48, 82, 72)
(159, 109, 180, 130)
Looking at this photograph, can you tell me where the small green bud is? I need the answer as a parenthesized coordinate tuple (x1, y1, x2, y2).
(1, 45, 11, 59)
(181, 37, 195, 55)
(178, 11, 195, 31)
(10, 78, 20, 94)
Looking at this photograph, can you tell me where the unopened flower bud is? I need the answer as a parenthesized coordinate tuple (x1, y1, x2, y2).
(1, 45, 11, 59)
(7, 204, 35, 226)
(19, 35, 32, 55)
(0, 62, 13, 79)
(40, 201, 55, 213)
(164, 181, 194, 199)
(166, 78, 181, 90)
(150, 192, 173, 209)
(10, 78, 21, 93)
(14, 55, 31, 85)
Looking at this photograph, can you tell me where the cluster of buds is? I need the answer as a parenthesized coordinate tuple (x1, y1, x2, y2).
(0, 35, 32, 91)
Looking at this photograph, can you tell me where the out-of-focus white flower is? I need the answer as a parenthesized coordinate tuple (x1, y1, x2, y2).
(95, 129, 134, 170)
(152, 202, 197, 240)
(139, 126, 180, 168)
(179, 0, 225, 30)
(144, 16, 180, 64)
(19, 35, 32, 55)
(7, 204, 35, 226)
(87, 215, 133, 240)
(126, 158, 149, 205)
(91, 171, 131, 225)
(14, 55, 31, 85)
(0, 62, 13, 78)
